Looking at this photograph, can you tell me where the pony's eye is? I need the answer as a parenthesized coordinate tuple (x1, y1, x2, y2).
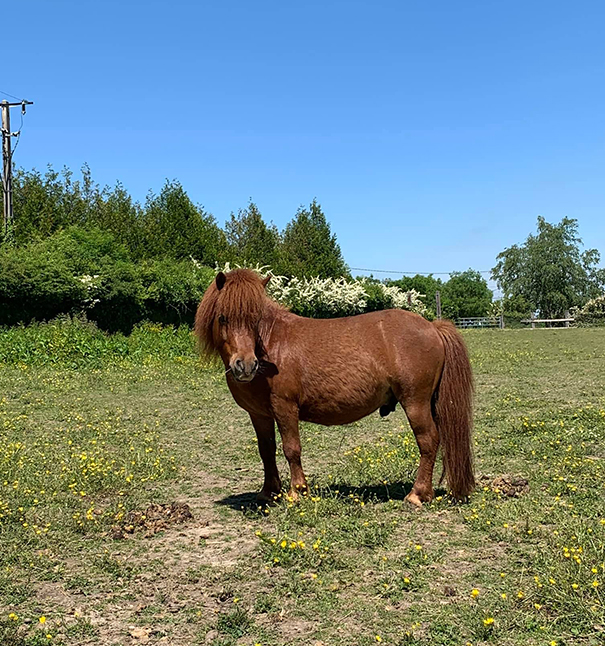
(218, 314, 228, 326)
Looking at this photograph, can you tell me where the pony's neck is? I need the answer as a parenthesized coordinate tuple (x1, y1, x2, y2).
(259, 301, 287, 350)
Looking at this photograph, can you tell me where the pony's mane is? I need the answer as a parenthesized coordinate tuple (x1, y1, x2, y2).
(194, 269, 277, 357)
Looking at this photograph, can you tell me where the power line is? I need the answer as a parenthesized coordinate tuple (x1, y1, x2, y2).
(350, 266, 492, 276)
(0, 89, 22, 101)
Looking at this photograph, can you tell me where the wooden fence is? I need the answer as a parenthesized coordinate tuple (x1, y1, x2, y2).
(520, 317, 575, 329)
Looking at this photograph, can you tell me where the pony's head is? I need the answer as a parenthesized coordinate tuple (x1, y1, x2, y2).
(194, 269, 272, 382)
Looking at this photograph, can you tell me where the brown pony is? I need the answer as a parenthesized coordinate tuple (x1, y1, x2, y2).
(195, 269, 475, 507)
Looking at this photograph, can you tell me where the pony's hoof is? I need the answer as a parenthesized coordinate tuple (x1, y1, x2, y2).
(405, 492, 424, 509)
(256, 490, 279, 505)
(286, 485, 309, 502)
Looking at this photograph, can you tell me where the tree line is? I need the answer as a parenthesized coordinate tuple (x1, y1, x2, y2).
(3, 164, 603, 326)
(9, 165, 347, 280)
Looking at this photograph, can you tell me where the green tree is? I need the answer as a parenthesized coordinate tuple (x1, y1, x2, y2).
(226, 202, 280, 267)
(11, 165, 91, 244)
(279, 199, 347, 278)
(441, 269, 493, 319)
(89, 182, 144, 258)
(491, 216, 605, 318)
(10, 165, 144, 254)
(140, 180, 227, 264)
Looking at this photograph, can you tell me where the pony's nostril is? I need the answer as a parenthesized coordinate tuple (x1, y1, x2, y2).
(235, 359, 244, 371)
(252, 359, 259, 371)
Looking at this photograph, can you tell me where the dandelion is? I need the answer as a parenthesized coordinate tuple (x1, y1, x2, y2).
(517, 591, 525, 599)
(483, 617, 494, 626)
(39, 616, 47, 624)
(375, 636, 382, 643)
(471, 588, 480, 598)
(8, 613, 18, 621)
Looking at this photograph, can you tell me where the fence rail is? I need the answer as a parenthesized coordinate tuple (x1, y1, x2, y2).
(456, 316, 504, 329)
(520, 317, 574, 329)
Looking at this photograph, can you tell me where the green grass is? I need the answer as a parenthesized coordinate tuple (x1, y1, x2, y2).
(0, 322, 604, 645)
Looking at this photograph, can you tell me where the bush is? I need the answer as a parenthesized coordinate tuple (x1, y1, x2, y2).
(0, 234, 89, 325)
(140, 258, 215, 327)
(0, 232, 427, 334)
(574, 295, 605, 327)
(0, 228, 216, 332)
(218, 264, 427, 319)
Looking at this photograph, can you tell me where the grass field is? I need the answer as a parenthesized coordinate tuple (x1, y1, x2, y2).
(1, 321, 605, 646)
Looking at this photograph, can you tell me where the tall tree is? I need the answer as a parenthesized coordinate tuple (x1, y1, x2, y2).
(492, 216, 605, 318)
(442, 269, 493, 319)
(11, 165, 98, 244)
(226, 202, 280, 267)
(141, 180, 227, 265)
(279, 199, 347, 278)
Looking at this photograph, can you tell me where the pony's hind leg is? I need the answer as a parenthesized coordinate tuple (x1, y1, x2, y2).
(250, 414, 282, 503)
(402, 400, 440, 508)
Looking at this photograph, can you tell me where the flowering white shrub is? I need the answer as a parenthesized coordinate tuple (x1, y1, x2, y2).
(573, 294, 605, 326)
(213, 263, 427, 319)
(79, 274, 102, 309)
(365, 281, 427, 317)
(269, 274, 367, 317)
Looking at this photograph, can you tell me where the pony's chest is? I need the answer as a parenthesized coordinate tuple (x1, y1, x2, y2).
(226, 377, 271, 417)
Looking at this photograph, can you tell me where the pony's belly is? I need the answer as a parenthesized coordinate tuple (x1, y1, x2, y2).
(299, 393, 386, 426)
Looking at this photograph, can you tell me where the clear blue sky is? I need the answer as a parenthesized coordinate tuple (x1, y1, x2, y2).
(3, 0, 605, 287)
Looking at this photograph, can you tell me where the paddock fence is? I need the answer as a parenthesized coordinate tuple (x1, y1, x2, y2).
(455, 316, 504, 329)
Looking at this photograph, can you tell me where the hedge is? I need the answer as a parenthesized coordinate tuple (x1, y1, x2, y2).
(0, 229, 427, 333)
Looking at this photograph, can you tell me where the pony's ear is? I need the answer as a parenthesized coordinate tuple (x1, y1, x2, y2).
(262, 274, 271, 289)
(216, 272, 226, 291)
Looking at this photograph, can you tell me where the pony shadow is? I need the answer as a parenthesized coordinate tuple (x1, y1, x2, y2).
(216, 491, 264, 512)
(216, 481, 449, 513)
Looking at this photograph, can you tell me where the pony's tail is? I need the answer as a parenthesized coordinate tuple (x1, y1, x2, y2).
(432, 320, 475, 500)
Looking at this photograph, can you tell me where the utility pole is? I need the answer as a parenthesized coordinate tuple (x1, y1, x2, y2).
(1, 99, 33, 239)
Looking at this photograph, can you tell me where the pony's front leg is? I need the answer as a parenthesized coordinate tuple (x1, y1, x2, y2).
(274, 404, 308, 500)
(250, 414, 282, 503)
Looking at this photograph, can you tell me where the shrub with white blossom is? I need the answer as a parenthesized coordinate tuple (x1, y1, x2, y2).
(215, 263, 427, 319)
(573, 294, 605, 327)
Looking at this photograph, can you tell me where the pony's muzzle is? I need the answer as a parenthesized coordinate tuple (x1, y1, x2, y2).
(231, 357, 259, 382)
